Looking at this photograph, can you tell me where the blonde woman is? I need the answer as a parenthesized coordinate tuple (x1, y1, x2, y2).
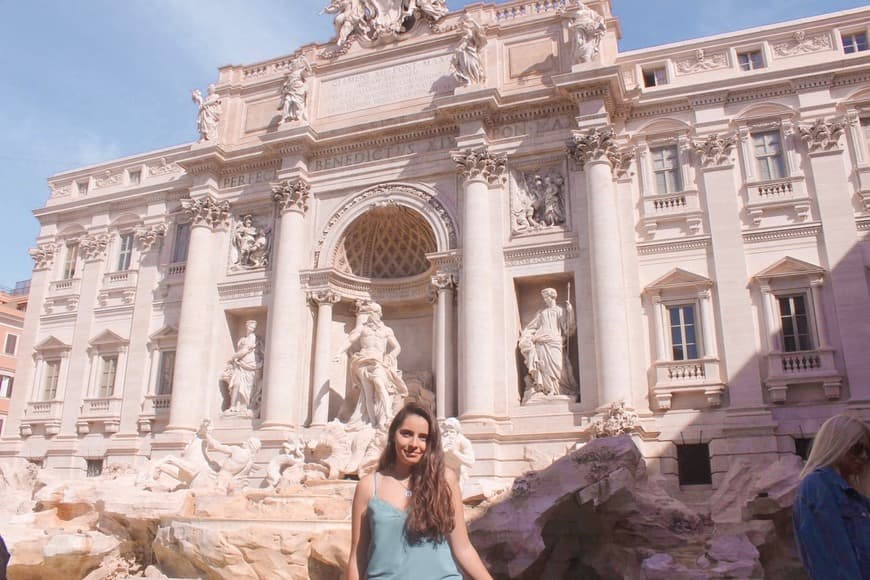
(793, 414, 870, 578)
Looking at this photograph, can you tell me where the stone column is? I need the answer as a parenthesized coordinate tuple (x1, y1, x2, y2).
(809, 278, 829, 349)
(166, 197, 229, 432)
(261, 178, 311, 429)
(309, 289, 340, 426)
(431, 271, 457, 419)
(650, 293, 666, 362)
(451, 148, 505, 420)
(699, 289, 717, 358)
(568, 127, 633, 407)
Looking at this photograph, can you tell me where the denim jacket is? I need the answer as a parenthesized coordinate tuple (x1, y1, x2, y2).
(793, 466, 870, 579)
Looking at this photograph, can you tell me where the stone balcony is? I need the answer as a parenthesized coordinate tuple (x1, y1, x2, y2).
(651, 358, 725, 411)
(764, 348, 842, 403)
(156, 263, 187, 300)
(745, 176, 810, 225)
(77, 397, 124, 434)
(20, 400, 64, 436)
(138, 394, 171, 433)
(44, 278, 82, 314)
(640, 189, 703, 238)
(98, 270, 138, 307)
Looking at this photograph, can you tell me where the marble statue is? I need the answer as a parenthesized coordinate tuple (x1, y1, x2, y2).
(567, 3, 606, 64)
(511, 170, 567, 233)
(191, 84, 221, 142)
(306, 421, 386, 480)
(220, 320, 264, 417)
(146, 420, 261, 494)
(266, 435, 306, 487)
(323, 0, 447, 51)
(518, 288, 577, 403)
(333, 301, 408, 430)
(278, 56, 311, 124)
(231, 215, 271, 269)
(442, 418, 475, 491)
(451, 17, 486, 86)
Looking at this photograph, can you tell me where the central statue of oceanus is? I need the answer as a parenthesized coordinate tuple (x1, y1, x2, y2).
(323, 0, 448, 52)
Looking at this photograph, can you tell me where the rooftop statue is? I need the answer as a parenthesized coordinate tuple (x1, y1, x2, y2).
(191, 84, 221, 142)
(451, 17, 486, 86)
(278, 55, 311, 124)
(322, 0, 448, 54)
(567, 2, 606, 64)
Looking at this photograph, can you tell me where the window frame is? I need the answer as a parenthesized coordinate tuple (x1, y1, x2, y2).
(86, 331, 129, 400)
(97, 354, 119, 398)
(751, 129, 787, 181)
(650, 144, 684, 194)
(171, 222, 191, 264)
(642, 65, 669, 88)
(42, 359, 61, 401)
(61, 242, 80, 280)
(0, 374, 13, 398)
(777, 293, 814, 353)
(116, 232, 135, 272)
(667, 303, 700, 361)
(156, 350, 176, 396)
(842, 30, 869, 54)
(127, 168, 142, 185)
(737, 49, 765, 71)
(4, 332, 18, 356)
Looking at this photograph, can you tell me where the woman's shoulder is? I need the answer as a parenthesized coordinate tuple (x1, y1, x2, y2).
(443, 467, 459, 486)
(354, 472, 376, 499)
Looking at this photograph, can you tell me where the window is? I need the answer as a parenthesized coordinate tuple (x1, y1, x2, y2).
(842, 31, 868, 54)
(642, 67, 668, 88)
(752, 130, 786, 181)
(794, 437, 813, 461)
(4, 333, 17, 355)
(778, 295, 812, 352)
(172, 223, 191, 263)
(86, 459, 103, 478)
(42, 359, 61, 400)
(128, 169, 141, 185)
(0, 375, 13, 398)
(737, 50, 764, 71)
(98, 355, 118, 398)
(62, 243, 79, 280)
(650, 146, 682, 193)
(677, 443, 712, 486)
(156, 350, 175, 395)
(77, 181, 89, 196)
(668, 305, 698, 360)
(116, 233, 134, 271)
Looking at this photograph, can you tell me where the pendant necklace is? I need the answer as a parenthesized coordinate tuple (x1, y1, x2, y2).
(395, 476, 413, 497)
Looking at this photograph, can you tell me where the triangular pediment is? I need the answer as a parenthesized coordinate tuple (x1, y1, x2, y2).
(149, 325, 178, 342)
(34, 335, 71, 353)
(89, 329, 128, 347)
(646, 268, 712, 291)
(754, 256, 825, 281)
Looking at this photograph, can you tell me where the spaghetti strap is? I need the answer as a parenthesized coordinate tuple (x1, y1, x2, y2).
(373, 471, 378, 498)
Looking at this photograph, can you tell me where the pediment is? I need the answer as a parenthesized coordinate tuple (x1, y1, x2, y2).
(149, 325, 178, 342)
(34, 335, 71, 353)
(754, 256, 825, 281)
(89, 329, 129, 347)
(646, 268, 712, 291)
(635, 117, 691, 138)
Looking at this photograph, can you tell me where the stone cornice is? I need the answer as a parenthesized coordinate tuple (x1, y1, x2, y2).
(637, 236, 711, 255)
(503, 240, 579, 267)
(311, 124, 457, 159)
(742, 224, 821, 243)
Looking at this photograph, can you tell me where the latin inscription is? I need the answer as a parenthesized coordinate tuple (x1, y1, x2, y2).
(221, 169, 278, 189)
(318, 54, 455, 117)
(490, 116, 572, 140)
(313, 135, 456, 172)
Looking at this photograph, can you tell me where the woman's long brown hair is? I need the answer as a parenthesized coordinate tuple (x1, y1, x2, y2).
(377, 403, 455, 542)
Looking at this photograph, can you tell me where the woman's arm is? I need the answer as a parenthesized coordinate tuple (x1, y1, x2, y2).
(446, 470, 492, 580)
(346, 474, 373, 580)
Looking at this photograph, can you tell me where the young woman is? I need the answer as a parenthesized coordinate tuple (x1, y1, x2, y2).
(793, 414, 870, 578)
(346, 403, 492, 580)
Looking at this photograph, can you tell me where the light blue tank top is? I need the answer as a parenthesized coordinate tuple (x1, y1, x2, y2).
(365, 472, 462, 580)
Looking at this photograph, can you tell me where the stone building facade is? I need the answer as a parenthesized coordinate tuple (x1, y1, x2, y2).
(0, 288, 27, 436)
(3, 0, 870, 487)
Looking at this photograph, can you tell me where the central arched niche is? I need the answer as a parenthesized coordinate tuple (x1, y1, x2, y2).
(332, 204, 436, 279)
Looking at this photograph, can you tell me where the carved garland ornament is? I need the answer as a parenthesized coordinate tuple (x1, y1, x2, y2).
(29, 244, 57, 270)
(798, 118, 845, 153)
(181, 196, 231, 229)
(430, 271, 458, 291)
(272, 179, 311, 215)
(308, 289, 341, 307)
(691, 133, 736, 166)
(567, 127, 634, 177)
(451, 148, 507, 184)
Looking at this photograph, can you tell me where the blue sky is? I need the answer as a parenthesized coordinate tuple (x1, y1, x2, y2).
(0, 0, 865, 289)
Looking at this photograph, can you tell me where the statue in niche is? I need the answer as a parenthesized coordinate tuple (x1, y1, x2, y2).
(278, 56, 311, 124)
(567, 2, 606, 64)
(442, 418, 475, 492)
(333, 301, 409, 430)
(511, 170, 567, 233)
(451, 17, 486, 87)
(231, 215, 271, 269)
(220, 320, 264, 417)
(144, 420, 261, 494)
(518, 288, 577, 404)
(191, 84, 221, 142)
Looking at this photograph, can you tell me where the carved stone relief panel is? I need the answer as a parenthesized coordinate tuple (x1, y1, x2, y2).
(509, 163, 569, 235)
(230, 214, 272, 270)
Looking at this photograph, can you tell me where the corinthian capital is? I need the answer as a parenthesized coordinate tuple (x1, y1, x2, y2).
(798, 117, 845, 153)
(134, 223, 168, 253)
(80, 233, 111, 261)
(451, 148, 507, 184)
(691, 133, 736, 167)
(567, 127, 633, 177)
(272, 178, 311, 215)
(29, 243, 57, 270)
(181, 196, 231, 229)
